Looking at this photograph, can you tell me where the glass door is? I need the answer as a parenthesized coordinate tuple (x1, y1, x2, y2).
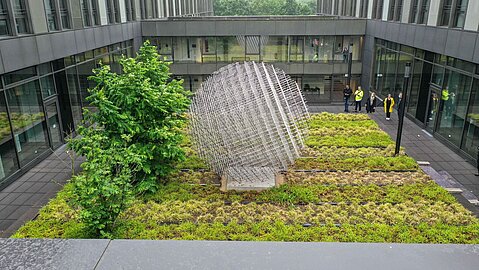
(425, 87, 440, 132)
(45, 101, 63, 149)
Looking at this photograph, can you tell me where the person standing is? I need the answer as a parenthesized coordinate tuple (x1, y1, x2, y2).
(366, 92, 377, 113)
(354, 86, 364, 112)
(384, 94, 395, 120)
(343, 85, 352, 112)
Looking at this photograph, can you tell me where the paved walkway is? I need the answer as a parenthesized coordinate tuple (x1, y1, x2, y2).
(0, 145, 84, 237)
(310, 105, 479, 205)
(1, 239, 478, 270)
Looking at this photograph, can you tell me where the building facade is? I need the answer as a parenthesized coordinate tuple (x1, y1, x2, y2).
(318, 0, 479, 162)
(0, 0, 213, 189)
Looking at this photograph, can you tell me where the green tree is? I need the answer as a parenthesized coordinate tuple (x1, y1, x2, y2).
(69, 41, 191, 237)
(214, 0, 252, 15)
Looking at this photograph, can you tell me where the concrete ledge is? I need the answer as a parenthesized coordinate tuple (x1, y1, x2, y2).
(1, 239, 478, 270)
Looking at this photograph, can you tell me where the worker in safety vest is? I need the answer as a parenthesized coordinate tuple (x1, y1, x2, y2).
(354, 86, 364, 112)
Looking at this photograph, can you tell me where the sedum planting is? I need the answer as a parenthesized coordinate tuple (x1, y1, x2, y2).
(13, 112, 479, 243)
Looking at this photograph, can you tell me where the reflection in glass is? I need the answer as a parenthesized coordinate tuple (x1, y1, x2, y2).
(40, 75, 56, 99)
(217, 36, 245, 62)
(305, 36, 334, 63)
(407, 60, 422, 117)
(201, 37, 217, 63)
(4, 67, 37, 86)
(77, 61, 96, 111)
(302, 75, 332, 103)
(6, 81, 49, 166)
(436, 70, 472, 146)
(288, 36, 304, 62)
(174, 37, 201, 63)
(462, 79, 479, 157)
(261, 36, 287, 62)
(45, 102, 62, 149)
(66, 68, 83, 129)
(0, 93, 19, 183)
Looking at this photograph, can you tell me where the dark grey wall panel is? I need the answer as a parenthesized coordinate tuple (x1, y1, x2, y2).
(185, 21, 216, 36)
(35, 35, 55, 64)
(109, 24, 124, 44)
(74, 31, 88, 53)
(366, 20, 479, 64)
(275, 21, 306, 35)
(473, 35, 479, 63)
(303, 63, 334, 74)
(305, 20, 335, 35)
(215, 21, 247, 36)
(245, 21, 276, 35)
(459, 32, 477, 62)
(142, 18, 366, 37)
(0, 22, 141, 74)
(51, 31, 78, 60)
(84, 28, 97, 51)
(444, 30, 461, 58)
(157, 21, 187, 36)
(1, 37, 40, 72)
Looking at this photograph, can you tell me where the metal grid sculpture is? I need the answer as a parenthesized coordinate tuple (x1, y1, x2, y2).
(190, 62, 309, 188)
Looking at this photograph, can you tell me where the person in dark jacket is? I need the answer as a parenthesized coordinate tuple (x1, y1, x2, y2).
(343, 85, 352, 112)
(366, 92, 377, 113)
(384, 94, 395, 120)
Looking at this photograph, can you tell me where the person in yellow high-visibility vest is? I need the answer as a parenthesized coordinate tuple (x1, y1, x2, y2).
(354, 86, 364, 112)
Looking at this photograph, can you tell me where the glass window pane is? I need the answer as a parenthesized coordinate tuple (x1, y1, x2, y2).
(201, 37, 217, 63)
(436, 70, 472, 146)
(0, 93, 19, 182)
(431, 65, 444, 86)
(0, 0, 9, 35)
(77, 61, 96, 111)
(66, 68, 83, 129)
(217, 36, 245, 62)
(40, 75, 56, 98)
(43, 0, 58, 31)
(173, 37, 201, 63)
(261, 36, 287, 63)
(288, 36, 304, 62)
(244, 36, 260, 62)
(407, 60, 423, 117)
(4, 67, 37, 86)
(14, 0, 29, 34)
(305, 36, 334, 63)
(302, 75, 332, 103)
(6, 81, 49, 166)
(462, 79, 479, 156)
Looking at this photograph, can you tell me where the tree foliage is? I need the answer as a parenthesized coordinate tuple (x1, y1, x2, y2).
(68, 41, 191, 237)
(214, 0, 316, 16)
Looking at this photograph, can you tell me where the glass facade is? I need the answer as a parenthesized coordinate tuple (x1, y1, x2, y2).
(0, 40, 134, 187)
(144, 35, 363, 64)
(373, 38, 479, 160)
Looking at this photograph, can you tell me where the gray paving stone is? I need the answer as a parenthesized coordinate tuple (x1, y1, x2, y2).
(0, 193, 21, 205)
(96, 240, 479, 270)
(0, 239, 109, 270)
(0, 219, 15, 231)
(7, 206, 31, 220)
(10, 194, 34, 206)
(0, 205, 18, 219)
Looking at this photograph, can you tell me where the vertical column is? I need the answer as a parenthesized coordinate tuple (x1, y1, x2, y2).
(355, 0, 361, 17)
(26, 0, 48, 33)
(119, 0, 127, 22)
(427, 0, 441, 26)
(464, 0, 479, 31)
(367, 0, 374, 18)
(382, 0, 390, 20)
(401, 0, 412, 23)
(98, 0, 109, 24)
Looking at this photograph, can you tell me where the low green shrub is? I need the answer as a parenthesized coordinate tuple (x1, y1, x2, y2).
(146, 182, 455, 205)
(112, 221, 479, 244)
(292, 156, 418, 171)
(305, 132, 393, 148)
(310, 112, 371, 122)
(119, 200, 477, 227)
(286, 171, 431, 185)
(301, 145, 405, 159)
(308, 120, 379, 130)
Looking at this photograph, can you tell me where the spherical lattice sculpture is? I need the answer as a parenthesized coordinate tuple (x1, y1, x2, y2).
(190, 62, 309, 189)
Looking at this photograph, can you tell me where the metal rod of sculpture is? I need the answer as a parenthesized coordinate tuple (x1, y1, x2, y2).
(189, 62, 309, 190)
